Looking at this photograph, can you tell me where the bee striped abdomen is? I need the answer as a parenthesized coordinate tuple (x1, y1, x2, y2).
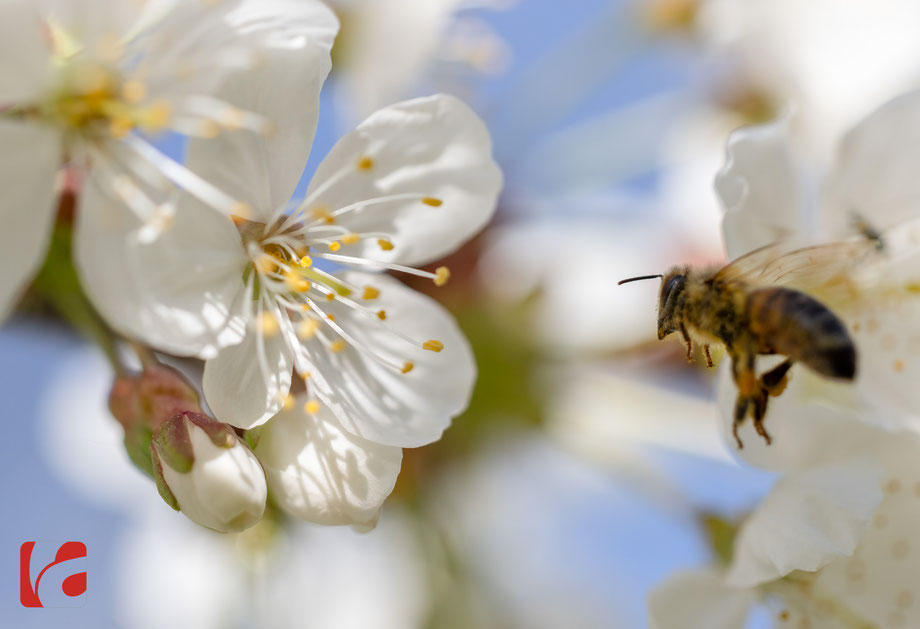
(747, 287, 856, 380)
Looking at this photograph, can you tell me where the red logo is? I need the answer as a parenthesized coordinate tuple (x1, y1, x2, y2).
(20, 541, 87, 608)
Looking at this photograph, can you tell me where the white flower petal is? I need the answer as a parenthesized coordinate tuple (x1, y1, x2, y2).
(827, 90, 920, 237)
(647, 569, 754, 629)
(75, 184, 248, 358)
(184, 0, 338, 218)
(715, 117, 807, 259)
(305, 94, 502, 267)
(0, 120, 60, 320)
(203, 328, 293, 429)
(39, 0, 143, 53)
(726, 462, 883, 587)
(0, 1, 52, 104)
(303, 272, 476, 448)
(255, 396, 402, 526)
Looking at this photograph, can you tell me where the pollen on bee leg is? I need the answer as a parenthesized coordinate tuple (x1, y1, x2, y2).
(422, 340, 444, 352)
(421, 197, 443, 207)
(304, 399, 321, 414)
(330, 340, 346, 353)
(362, 286, 380, 300)
(258, 312, 280, 337)
(297, 318, 319, 340)
(434, 266, 451, 286)
(401, 361, 414, 374)
(342, 233, 360, 245)
(377, 239, 394, 251)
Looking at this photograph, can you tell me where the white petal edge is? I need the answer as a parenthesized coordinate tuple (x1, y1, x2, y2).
(184, 0, 338, 219)
(203, 327, 294, 429)
(0, 1, 53, 104)
(726, 462, 882, 588)
(255, 396, 402, 526)
(648, 569, 754, 629)
(300, 272, 476, 448)
(304, 94, 502, 267)
(0, 120, 60, 321)
(715, 115, 806, 260)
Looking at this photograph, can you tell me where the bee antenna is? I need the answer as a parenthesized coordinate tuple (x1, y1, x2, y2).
(617, 274, 663, 286)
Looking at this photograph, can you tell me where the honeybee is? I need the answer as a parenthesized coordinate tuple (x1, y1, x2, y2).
(619, 240, 884, 448)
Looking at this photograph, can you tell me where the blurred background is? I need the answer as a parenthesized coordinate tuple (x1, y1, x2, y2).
(5, 0, 920, 626)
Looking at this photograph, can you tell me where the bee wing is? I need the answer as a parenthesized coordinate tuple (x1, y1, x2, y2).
(713, 240, 879, 292)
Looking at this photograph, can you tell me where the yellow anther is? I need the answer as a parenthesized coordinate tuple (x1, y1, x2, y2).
(298, 255, 313, 268)
(330, 340, 346, 353)
(285, 271, 311, 293)
(357, 156, 374, 170)
(434, 266, 450, 287)
(297, 318, 319, 339)
(377, 310, 387, 320)
(139, 101, 172, 133)
(329, 241, 341, 252)
(282, 394, 295, 411)
(259, 312, 279, 337)
(108, 116, 133, 139)
(230, 201, 252, 220)
(305, 399, 320, 414)
(311, 208, 334, 224)
(121, 80, 147, 104)
(302, 371, 312, 381)
(422, 340, 444, 353)
(254, 254, 277, 275)
(421, 197, 443, 207)
(196, 118, 220, 138)
(326, 315, 336, 324)
(342, 233, 360, 245)
(220, 107, 245, 130)
(362, 286, 380, 300)
(325, 292, 336, 301)
(401, 361, 415, 374)
(377, 238, 394, 251)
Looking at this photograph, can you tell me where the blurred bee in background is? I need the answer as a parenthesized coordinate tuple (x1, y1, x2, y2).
(619, 240, 883, 448)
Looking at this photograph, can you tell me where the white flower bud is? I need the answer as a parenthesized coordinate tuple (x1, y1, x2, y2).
(152, 413, 267, 533)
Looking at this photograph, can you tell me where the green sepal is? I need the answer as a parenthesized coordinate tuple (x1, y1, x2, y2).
(123, 425, 155, 478)
(150, 443, 179, 511)
(152, 413, 194, 473)
(185, 412, 237, 448)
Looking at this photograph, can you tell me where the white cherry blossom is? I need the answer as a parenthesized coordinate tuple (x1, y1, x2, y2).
(0, 0, 338, 320)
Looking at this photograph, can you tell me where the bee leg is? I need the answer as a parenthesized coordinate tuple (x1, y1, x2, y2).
(732, 396, 750, 449)
(680, 323, 693, 362)
(704, 345, 714, 368)
(761, 359, 793, 397)
(751, 390, 772, 445)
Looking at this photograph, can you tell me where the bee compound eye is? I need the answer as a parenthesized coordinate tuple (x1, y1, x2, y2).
(661, 274, 685, 304)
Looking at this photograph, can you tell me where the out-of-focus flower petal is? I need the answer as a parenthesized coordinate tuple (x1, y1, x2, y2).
(648, 569, 754, 629)
(203, 327, 293, 429)
(715, 117, 806, 259)
(827, 90, 920, 237)
(0, 1, 51, 104)
(305, 94, 502, 267)
(255, 396, 402, 526)
(726, 462, 882, 587)
(303, 272, 475, 448)
(0, 120, 60, 320)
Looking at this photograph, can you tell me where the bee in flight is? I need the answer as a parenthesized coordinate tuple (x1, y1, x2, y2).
(618, 241, 878, 448)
